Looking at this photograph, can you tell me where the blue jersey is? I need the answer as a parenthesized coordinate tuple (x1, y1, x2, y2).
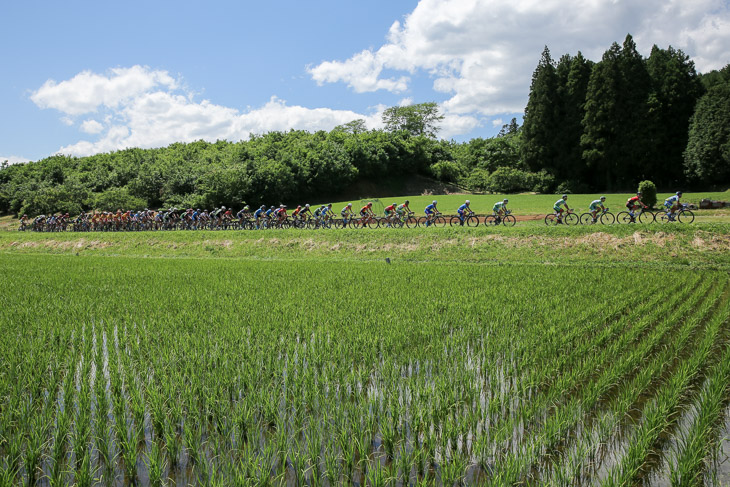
(425, 204, 436, 213)
(665, 195, 680, 204)
(254, 209, 264, 218)
(458, 204, 469, 212)
(265, 209, 274, 217)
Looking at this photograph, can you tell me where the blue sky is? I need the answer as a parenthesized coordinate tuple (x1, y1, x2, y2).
(2, 0, 729, 163)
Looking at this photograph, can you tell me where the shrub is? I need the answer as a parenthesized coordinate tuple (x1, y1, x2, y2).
(430, 160, 463, 183)
(638, 180, 657, 208)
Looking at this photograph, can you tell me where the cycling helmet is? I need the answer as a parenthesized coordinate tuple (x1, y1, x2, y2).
(282, 205, 287, 208)
(600, 196, 606, 201)
(305, 204, 310, 208)
(328, 203, 332, 207)
(465, 200, 470, 205)
(503, 199, 508, 203)
(297, 205, 302, 209)
(222, 206, 226, 210)
(636, 192, 642, 196)
(433, 200, 437, 204)
(347, 203, 352, 207)
(260, 205, 265, 209)
(280, 204, 284, 208)
(367, 202, 372, 207)
(405, 200, 409, 205)
(270, 206, 275, 209)
(676, 191, 683, 196)
(392, 203, 398, 207)
(562, 194, 568, 199)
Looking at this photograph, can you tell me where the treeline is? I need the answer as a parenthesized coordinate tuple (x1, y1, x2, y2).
(0, 120, 546, 216)
(522, 34, 730, 192)
(1, 35, 728, 216)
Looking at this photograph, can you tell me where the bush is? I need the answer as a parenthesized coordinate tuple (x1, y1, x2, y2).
(485, 167, 553, 193)
(430, 160, 463, 183)
(638, 180, 657, 208)
(93, 187, 147, 212)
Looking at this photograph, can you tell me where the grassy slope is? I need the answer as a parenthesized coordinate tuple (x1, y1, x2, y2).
(1, 223, 729, 269)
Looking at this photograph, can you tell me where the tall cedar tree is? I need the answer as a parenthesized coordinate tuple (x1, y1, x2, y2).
(522, 47, 559, 174)
(645, 46, 704, 187)
(553, 52, 593, 184)
(684, 78, 730, 185)
(581, 42, 622, 189)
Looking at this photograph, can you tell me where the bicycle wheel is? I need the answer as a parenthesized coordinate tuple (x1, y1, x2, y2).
(433, 215, 447, 228)
(485, 215, 498, 226)
(418, 216, 429, 227)
(307, 220, 318, 230)
(678, 209, 695, 224)
(466, 215, 480, 227)
(391, 218, 404, 228)
(544, 214, 559, 226)
(502, 215, 516, 227)
(367, 218, 379, 229)
(449, 216, 463, 227)
(405, 216, 418, 228)
(600, 212, 615, 225)
(657, 211, 673, 223)
(564, 213, 579, 225)
(638, 211, 655, 224)
(579, 213, 597, 225)
(616, 211, 633, 224)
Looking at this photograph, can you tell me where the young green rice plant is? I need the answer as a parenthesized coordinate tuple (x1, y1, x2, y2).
(24, 416, 48, 485)
(670, 342, 730, 485)
(145, 441, 167, 487)
(323, 443, 341, 486)
(164, 421, 180, 468)
(74, 448, 97, 487)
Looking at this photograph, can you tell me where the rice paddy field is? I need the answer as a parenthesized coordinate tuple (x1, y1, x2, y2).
(2, 219, 730, 486)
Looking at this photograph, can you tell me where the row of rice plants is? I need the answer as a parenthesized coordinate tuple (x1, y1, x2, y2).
(1, 254, 729, 486)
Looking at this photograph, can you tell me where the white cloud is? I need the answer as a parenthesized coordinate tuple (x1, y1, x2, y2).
(30, 65, 389, 157)
(0, 155, 31, 165)
(31, 66, 177, 116)
(309, 0, 730, 117)
(80, 119, 104, 134)
(491, 118, 504, 127)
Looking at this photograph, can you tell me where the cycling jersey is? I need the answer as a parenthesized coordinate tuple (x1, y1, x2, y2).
(425, 204, 436, 214)
(554, 199, 567, 211)
(396, 204, 409, 213)
(384, 205, 396, 212)
(360, 205, 371, 213)
(458, 204, 470, 213)
(492, 202, 505, 212)
(589, 200, 604, 211)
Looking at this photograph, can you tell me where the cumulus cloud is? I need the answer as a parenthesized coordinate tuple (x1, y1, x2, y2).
(0, 155, 31, 165)
(31, 66, 178, 116)
(32, 66, 386, 157)
(309, 0, 730, 116)
(80, 119, 104, 134)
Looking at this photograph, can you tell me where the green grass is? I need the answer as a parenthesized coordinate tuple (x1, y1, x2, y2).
(2, 223, 729, 269)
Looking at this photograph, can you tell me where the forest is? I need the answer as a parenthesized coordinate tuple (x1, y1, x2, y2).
(1, 34, 728, 216)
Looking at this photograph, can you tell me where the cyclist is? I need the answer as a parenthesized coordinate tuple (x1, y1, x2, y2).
(589, 196, 607, 223)
(299, 204, 313, 222)
(340, 203, 355, 224)
(626, 192, 647, 221)
(493, 199, 509, 223)
(457, 200, 473, 226)
(424, 200, 439, 227)
(265, 206, 276, 223)
(359, 202, 375, 227)
(397, 200, 412, 218)
(253, 205, 266, 228)
(321, 204, 334, 223)
(19, 214, 29, 230)
(664, 191, 683, 221)
(553, 195, 572, 223)
(383, 202, 398, 226)
(274, 205, 288, 225)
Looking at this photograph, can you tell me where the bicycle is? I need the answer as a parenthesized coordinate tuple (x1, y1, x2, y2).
(418, 212, 447, 228)
(579, 207, 615, 225)
(616, 206, 654, 224)
(449, 212, 479, 227)
(657, 203, 695, 224)
(485, 210, 516, 227)
(544, 210, 578, 226)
